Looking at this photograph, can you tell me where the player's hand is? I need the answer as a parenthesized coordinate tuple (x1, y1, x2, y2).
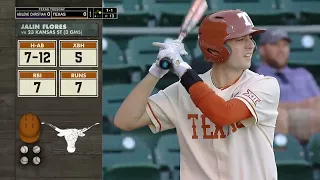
(152, 40, 191, 78)
(152, 39, 188, 57)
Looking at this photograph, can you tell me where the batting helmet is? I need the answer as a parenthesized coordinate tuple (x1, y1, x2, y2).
(198, 9, 265, 63)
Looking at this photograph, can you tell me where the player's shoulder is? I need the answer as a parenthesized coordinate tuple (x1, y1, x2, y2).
(240, 70, 279, 91)
(243, 69, 278, 83)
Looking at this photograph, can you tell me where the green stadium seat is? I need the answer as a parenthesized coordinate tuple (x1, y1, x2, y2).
(142, 0, 207, 26)
(103, 102, 121, 119)
(307, 133, 320, 165)
(288, 33, 320, 65)
(102, 135, 161, 180)
(155, 134, 180, 180)
(103, 83, 159, 103)
(103, 0, 151, 26)
(209, 0, 297, 25)
(278, 0, 320, 24)
(102, 37, 125, 68)
(273, 134, 313, 180)
(103, 37, 141, 85)
(102, 84, 159, 117)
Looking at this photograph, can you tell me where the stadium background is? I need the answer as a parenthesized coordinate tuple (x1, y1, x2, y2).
(101, 0, 320, 179)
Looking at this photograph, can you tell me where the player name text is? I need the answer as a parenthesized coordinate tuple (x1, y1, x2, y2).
(21, 24, 67, 30)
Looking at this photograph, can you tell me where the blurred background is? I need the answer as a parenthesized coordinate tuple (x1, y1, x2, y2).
(101, 0, 320, 179)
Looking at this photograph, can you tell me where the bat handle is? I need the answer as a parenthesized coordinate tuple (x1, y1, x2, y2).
(159, 57, 172, 70)
(159, 35, 184, 70)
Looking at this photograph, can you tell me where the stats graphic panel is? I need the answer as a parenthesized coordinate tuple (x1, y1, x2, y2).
(17, 70, 57, 97)
(17, 40, 57, 67)
(59, 70, 98, 97)
(59, 40, 98, 67)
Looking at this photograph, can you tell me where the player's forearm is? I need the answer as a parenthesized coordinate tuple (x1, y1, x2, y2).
(114, 73, 159, 130)
(180, 69, 252, 126)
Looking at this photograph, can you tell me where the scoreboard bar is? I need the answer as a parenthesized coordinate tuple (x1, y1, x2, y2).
(51, 11, 87, 19)
(15, 7, 118, 19)
(15, 7, 88, 11)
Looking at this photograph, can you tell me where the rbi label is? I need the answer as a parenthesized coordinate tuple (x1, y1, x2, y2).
(59, 70, 98, 97)
(59, 40, 98, 67)
(17, 40, 57, 67)
(17, 70, 57, 97)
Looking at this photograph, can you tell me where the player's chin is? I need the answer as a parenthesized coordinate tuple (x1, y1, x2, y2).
(240, 58, 251, 69)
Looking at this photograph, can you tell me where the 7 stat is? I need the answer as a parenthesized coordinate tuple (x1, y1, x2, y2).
(17, 40, 98, 98)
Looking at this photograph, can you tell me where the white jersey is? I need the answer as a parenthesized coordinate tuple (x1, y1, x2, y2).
(146, 69, 280, 180)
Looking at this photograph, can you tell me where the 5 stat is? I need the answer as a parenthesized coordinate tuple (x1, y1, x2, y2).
(17, 40, 99, 97)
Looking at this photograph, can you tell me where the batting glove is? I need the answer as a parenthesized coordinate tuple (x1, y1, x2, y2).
(152, 40, 191, 78)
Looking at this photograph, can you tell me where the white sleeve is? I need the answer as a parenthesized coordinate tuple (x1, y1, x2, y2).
(146, 83, 179, 133)
(234, 77, 280, 127)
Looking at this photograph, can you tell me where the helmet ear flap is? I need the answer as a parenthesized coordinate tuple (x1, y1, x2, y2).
(224, 43, 232, 54)
(252, 39, 257, 53)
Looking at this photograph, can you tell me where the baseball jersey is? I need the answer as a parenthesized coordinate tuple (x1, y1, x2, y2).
(146, 69, 280, 180)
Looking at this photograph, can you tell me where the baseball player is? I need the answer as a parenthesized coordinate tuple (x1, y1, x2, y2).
(114, 9, 280, 180)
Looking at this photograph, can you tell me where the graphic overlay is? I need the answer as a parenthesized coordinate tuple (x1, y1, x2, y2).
(59, 40, 98, 67)
(93, 8, 103, 18)
(102, 7, 117, 19)
(17, 70, 57, 97)
(17, 40, 57, 67)
(59, 70, 98, 97)
(41, 122, 100, 153)
(15, 7, 118, 19)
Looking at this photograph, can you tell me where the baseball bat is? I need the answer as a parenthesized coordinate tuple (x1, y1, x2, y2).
(159, 0, 208, 70)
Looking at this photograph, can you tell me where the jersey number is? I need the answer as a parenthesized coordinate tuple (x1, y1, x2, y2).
(34, 82, 41, 93)
(75, 82, 82, 93)
(25, 52, 50, 63)
(75, 52, 82, 63)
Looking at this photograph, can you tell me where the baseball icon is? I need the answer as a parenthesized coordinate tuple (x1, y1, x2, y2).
(20, 145, 28, 154)
(33, 145, 41, 154)
(33, 156, 41, 165)
(20, 156, 28, 165)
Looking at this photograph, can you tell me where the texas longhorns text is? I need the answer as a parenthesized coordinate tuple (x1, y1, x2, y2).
(188, 114, 245, 139)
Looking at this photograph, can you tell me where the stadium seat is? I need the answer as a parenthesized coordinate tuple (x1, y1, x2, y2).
(102, 84, 159, 117)
(103, 102, 121, 119)
(209, 0, 297, 25)
(278, 0, 320, 24)
(155, 134, 180, 180)
(273, 134, 313, 180)
(142, 0, 199, 26)
(103, 0, 151, 26)
(307, 133, 320, 165)
(103, 83, 159, 103)
(102, 37, 125, 68)
(102, 135, 161, 180)
(288, 33, 320, 65)
(103, 37, 141, 84)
